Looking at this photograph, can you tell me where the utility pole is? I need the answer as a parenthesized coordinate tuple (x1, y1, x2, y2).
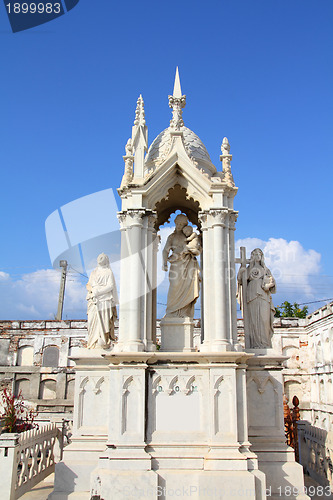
(56, 260, 68, 321)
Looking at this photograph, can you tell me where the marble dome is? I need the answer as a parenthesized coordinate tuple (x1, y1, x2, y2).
(145, 126, 217, 176)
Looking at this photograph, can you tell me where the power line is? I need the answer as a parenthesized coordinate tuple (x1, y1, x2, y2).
(298, 298, 333, 306)
(68, 266, 88, 279)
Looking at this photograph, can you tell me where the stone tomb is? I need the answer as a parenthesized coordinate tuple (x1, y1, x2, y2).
(51, 70, 309, 499)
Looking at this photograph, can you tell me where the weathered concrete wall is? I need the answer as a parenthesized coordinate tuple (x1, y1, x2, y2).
(0, 320, 88, 417)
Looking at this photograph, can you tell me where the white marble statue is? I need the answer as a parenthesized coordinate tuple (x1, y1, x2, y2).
(162, 214, 201, 319)
(237, 248, 276, 348)
(86, 253, 118, 349)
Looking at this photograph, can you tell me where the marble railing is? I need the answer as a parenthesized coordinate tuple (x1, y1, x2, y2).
(298, 420, 333, 490)
(0, 423, 61, 500)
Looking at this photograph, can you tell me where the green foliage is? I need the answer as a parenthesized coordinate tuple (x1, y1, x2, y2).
(0, 388, 38, 433)
(274, 301, 308, 319)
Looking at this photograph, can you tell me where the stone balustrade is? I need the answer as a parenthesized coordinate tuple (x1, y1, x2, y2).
(298, 420, 333, 490)
(0, 423, 62, 500)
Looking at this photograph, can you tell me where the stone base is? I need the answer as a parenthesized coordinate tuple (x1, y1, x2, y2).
(52, 437, 107, 494)
(91, 470, 158, 500)
(90, 469, 261, 500)
(49, 493, 90, 500)
(246, 352, 310, 500)
(252, 443, 310, 500)
(53, 351, 309, 500)
(160, 316, 195, 352)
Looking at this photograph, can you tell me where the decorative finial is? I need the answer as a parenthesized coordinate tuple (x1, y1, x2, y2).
(220, 137, 234, 187)
(120, 138, 134, 189)
(168, 67, 186, 130)
(134, 94, 146, 127)
(125, 138, 133, 156)
(221, 137, 230, 155)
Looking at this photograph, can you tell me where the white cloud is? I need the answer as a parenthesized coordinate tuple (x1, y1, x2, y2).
(235, 237, 322, 306)
(0, 271, 10, 281)
(0, 269, 87, 320)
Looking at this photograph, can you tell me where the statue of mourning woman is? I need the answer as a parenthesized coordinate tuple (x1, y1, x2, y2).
(86, 253, 118, 349)
(237, 248, 276, 349)
(162, 214, 201, 320)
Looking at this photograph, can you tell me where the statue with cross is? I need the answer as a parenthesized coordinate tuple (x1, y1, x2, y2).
(236, 247, 276, 349)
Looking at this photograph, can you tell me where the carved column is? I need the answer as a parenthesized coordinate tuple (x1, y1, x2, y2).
(117, 209, 146, 352)
(143, 212, 157, 352)
(199, 211, 213, 351)
(211, 209, 231, 351)
(151, 227, 159, 347)
(228, 211, 240, 349)
(117, 209, 157, 352)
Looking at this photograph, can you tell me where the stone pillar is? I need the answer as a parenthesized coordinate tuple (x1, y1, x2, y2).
(91, 357, 157, 499)
(199, 211, 214, 352)
(228, 212, 241, 349)
(116, 212, 131, 352)
(151, 227, 158, 347)
(143, 213, 157, 352)
(0, 434, 20, 500)
(117, 210, 145, 352)
(236, 363, 250, 450)
(117, 209, 157, 353)
(200, 209, 236, 352)
(211, 209, 231, 351)
(53, 352, 109, 496)
(247, 353, 310, 499)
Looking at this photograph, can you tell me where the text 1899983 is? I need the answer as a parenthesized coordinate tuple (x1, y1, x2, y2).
(6, 3, 61, 14)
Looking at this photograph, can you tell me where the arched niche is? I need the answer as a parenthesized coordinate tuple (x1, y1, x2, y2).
(284, 380, 301, 403)
(117, 150, 238, 352)
(39, 379, 57, 400)
(15, 378, 30, 399)
(42, 345, 59, 368)
(17, 345, 34, 366)
(155, 184, 202, 230)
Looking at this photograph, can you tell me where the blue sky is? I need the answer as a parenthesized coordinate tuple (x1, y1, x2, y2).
(0, 0, 332, 319)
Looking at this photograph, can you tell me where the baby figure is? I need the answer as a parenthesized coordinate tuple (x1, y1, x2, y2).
(168, 225, 201, 263)
(182, 225, 201, 256)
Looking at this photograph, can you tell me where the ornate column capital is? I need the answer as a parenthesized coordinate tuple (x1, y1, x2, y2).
(198, 210, 210, 230)
(228, 212, 238, 231)
(209, 209, 228, 227)
(146, 210, 157, 230)
(117, 209, 146, 229)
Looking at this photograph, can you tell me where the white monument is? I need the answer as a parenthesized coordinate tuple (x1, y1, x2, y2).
(51, 69, 309, 500)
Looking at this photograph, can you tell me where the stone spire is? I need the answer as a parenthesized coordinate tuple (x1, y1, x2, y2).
(173, 66, 182, 98)
(168, 67, 186, 130)
(134, 94, 146, 127)
(131, 94, 148, 180)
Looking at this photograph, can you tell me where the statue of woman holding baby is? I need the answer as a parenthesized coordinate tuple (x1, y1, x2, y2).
(162, 214, 201, 319)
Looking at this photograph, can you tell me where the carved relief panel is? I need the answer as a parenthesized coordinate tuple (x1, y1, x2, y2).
(77, 374, 108, 434)
(147, 368, 207, 443)
(247, 372, 283, 437)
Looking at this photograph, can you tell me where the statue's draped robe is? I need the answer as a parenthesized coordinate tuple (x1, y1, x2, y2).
(86, 267, 118, 349)
(245, 264, 276, 348)
(165, 233, 201, 318)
